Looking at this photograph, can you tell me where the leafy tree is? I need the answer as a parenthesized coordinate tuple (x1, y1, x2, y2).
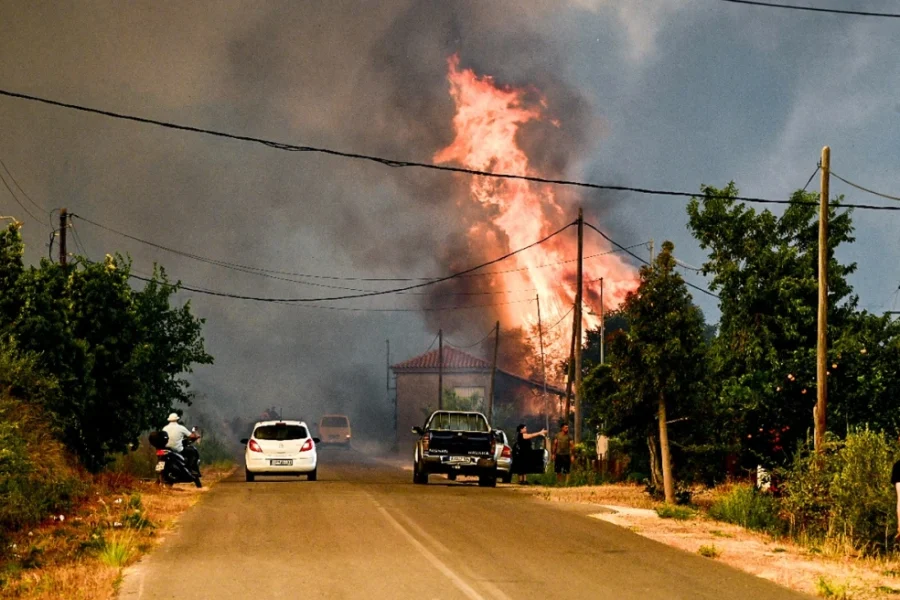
(0, 227, 213, 470)
(605, 241, 709, 502)
(686, 185, 858, 466)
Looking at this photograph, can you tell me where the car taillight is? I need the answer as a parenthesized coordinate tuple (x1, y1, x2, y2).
(156, 449, 166, 457)
(300, 439, 313, 452)
(248, 439, 263, 453)
(422, 433, 430, 452)
(501, 445, 511, 458)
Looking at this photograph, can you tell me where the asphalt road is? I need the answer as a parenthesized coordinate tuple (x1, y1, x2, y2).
(119, 448, 811, 600)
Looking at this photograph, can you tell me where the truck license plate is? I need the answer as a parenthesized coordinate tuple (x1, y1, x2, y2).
(448, 457, 472, 464)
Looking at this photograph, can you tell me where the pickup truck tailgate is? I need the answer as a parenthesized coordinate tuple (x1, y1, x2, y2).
(428, 431, 493, 456)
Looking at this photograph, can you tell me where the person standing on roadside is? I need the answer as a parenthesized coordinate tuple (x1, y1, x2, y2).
(892, 437, 900, 539)
(552, 423, 575, 483)
(513, 424, 547, 484)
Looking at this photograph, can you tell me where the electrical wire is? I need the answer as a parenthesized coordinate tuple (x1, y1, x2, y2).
(584, 221, 721, 299)
(802, 165, 820, 192)
(0, 168, 42, 223)
(545, 305, 575, 332)
(121, 222, 573, 303)
(425, 332, 440, 351)
(717, 0, 900, 18)
(3, 88, 900, 212)
(0, 159, 48, 216)
(446, 325, 498, 349)
(73, 212, 629, 284)
(830, 171, 900, 203)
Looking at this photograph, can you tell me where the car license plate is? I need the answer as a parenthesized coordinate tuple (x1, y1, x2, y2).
(270, 459, 293, 466)
(155, 462, 165, 472)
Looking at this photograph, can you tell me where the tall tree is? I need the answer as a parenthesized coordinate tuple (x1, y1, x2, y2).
(607, 241, 708, 503)
(687, 184, 857, 465)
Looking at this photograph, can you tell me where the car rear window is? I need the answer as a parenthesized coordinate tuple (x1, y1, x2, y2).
(254, 425, 308, 440)
(428, 413, 489, 432)
(321, 416, 349, 428)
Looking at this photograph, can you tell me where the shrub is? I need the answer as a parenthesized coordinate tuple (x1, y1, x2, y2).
(0, 395, 87, 537)
(815, 577, 849, 599)
(656, 504, 695, 520)
(708, 484, 785, 535)
(780, 429, 898, 553)
(698, 545, 720, 558)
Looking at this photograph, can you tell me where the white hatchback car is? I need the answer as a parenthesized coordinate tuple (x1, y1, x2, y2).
(242, 420, 319, 482)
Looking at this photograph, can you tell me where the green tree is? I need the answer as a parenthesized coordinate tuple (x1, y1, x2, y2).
(686, 184, 858, 465)
(0, 227, 213, 470)
(606, 241, 709, 502)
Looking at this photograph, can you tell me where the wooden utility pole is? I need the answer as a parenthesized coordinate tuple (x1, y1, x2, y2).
(658, 391, 675, 504)
(649, 239, 655, 265)
(600, 277, 605, 364)
(488, 321, 500, 424)
(574, 208, 584, 444)
(438, 329, 444, 410)
(58, 208, 68, 266)
(564, 304, 576, 422)
(815, 146, 830, 453)
(537, 295, 549, 435)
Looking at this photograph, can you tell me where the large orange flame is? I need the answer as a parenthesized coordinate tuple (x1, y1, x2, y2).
(434, 55, 638, 357)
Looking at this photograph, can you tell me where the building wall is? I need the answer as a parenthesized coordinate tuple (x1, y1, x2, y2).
(395, 371, 491, 450)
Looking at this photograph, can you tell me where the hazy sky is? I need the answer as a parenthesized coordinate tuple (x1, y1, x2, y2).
(2, 1, 898, 433)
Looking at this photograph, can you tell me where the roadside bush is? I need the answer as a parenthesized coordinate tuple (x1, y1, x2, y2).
(0, 395, 87, 538)
(781, 429, 898, 553)
(708, 484, 785, 535)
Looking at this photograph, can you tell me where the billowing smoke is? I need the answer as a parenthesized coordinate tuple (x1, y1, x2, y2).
(0, 1, 629, 440)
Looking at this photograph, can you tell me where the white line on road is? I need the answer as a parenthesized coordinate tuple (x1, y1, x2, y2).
(374, 503, 486, 600)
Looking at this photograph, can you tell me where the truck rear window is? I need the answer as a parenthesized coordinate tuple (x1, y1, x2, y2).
(428, 413, 489, 432)
(254, 425, 308, 440)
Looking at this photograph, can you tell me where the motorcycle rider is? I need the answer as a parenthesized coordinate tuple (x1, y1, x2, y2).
(163, 412, 200, 474)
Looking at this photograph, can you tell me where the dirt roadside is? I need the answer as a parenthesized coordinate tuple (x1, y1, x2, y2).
(524, 484, 900, 600)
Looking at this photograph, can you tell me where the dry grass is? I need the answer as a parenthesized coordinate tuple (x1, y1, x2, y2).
(529, 482, 900, 600)
(0, 464, 235, 600)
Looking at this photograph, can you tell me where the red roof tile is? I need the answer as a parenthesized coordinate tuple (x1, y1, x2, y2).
(392, 346, 492, 371)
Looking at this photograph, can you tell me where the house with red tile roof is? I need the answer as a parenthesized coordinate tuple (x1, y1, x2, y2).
(391, 346, 565, 448)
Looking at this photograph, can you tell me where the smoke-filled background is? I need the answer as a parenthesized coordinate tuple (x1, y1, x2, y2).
(2, 1, 899, 442)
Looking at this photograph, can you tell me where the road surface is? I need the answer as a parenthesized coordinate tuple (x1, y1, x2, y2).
(119, 448, 810, 600)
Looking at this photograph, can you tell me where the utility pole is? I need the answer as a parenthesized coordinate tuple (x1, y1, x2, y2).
(59, 208, 68, 266)
(600, 277, 605, 364)
(815, 146, 830, 453)
(438, 329, 444, 410)
(564, 304, 576, 423)
(488, 321, 500, 424)
(537, 295, 549, 435)
(574, 208, 584, 444)
(649, 239, 655, 265)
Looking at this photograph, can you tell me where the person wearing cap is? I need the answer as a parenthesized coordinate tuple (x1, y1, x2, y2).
(162, 412, 194, 453)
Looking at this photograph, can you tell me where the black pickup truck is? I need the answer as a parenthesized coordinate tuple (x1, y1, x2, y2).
(412, 410, 498, 487)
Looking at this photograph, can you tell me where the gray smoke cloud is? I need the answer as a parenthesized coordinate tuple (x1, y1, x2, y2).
(0, 1, 614, 441)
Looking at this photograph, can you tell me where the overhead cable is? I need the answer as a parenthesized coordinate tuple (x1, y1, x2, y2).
(2, 88, 899, 212)
(123, 221, 573, 303)
(717, 0, 900, 18)
(830, 171, 900, 203)
(584, 221, 720, 299)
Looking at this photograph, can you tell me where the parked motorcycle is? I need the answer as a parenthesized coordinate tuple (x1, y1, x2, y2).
(149, 429, 202, 488)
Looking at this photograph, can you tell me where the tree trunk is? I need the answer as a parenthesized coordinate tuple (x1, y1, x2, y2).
(658, 390, 675, 504)
(647, 434, 663, 491)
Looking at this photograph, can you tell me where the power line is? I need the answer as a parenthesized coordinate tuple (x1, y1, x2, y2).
(831, 171, 900, 203)
(584, 221, 720, 299)
(546, 305, 575, 332)
(717, 0, 900, 18)
(3, 88, 900, 213)
(802, 165, 820, 192)
(128, 272, 536, 312)
(122, 222, 573, 303)
(0, 159, 48, 216)
(73, 211, 641, 288)
(0, 168, 42, 223)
